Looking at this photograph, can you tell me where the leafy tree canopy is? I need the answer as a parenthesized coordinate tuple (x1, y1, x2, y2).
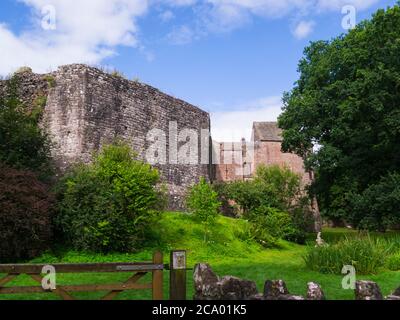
(278, 4, 400, 227)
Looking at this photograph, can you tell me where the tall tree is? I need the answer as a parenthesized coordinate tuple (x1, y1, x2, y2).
(278, 4, 400, 228)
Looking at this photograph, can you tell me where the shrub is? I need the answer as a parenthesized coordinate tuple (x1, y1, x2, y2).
(247, 206, 305, 247)
(254, 165, 302, 211)
(56, 143, 163, 253)
(304, 236, 394, 275)
(350, 172, 400, 231)
(187, 177, 221, 242)
(0, 163, 54, 262)
(386, 252, 400, 271)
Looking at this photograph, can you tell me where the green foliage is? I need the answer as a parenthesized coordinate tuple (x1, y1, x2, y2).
(0, 76, 52, 178)
(224, 165, 303, 214)
(304, 236, 396, 275)
(278, 4, 400, 229)
(56, 142, 163, 253)
(186, 177, 221, 242)
(350, 172, 400, 231)
(248, 206, 306, 247)
(45, 75, 56, 88)
(386, 252, 400, 271)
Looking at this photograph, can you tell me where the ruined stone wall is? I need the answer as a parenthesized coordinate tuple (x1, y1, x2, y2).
(1, 64, 211, 209)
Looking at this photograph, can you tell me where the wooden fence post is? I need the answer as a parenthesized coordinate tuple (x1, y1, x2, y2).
(152, 251, 163, 300)
(169, 250, 187, 300)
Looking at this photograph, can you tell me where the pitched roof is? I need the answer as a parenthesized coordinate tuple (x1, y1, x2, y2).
(252, 122, 283, 142)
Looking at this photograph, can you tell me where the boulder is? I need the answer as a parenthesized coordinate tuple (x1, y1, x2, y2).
(193, 263, 220, 300)
(264, 280, 289, 300)
(392, 287, 400, 297)
(277, 295, 305, 300)
(307, 282, 325, 300)
(354, 281, 383, 300)
(248, 293, 265, 301)
(193, 264, 258, 300)
(219, 276, 258, 300)
(386, 295, 400, 300)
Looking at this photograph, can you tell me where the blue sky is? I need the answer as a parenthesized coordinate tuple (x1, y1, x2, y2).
(0, 0, 396, 140)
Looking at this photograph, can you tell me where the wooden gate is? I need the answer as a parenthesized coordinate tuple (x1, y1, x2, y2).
(0, 251, 164, 300)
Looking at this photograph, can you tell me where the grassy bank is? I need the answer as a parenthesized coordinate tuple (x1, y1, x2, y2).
(1, 212, 399, 300)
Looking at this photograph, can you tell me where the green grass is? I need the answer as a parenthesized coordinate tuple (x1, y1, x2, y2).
(1, 212, 399, 300)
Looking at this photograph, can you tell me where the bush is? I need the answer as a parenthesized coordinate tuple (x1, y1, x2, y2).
(248, 206, 305, 247)
(187, 177, 221, 242)
(304, 236, 394, 275)
(386, 252, 400, 271)
(56, 143, 163, 253)
(350, 172, 400, 231)
(0, 163, 54, 262)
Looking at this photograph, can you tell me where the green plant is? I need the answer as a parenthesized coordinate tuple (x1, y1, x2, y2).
(56, 142, 163, 253)
(278, 4, 400, 227)
(248, 206, 304, 247)
(304, 236, 394, 275)
(350, 172, 400, 231)
(45, 75, 56, 88)
(0, 76, 52, 179)
(386, 252, 400, 271)
(0, 163, 54, 262)
(186, 177, 221, 242)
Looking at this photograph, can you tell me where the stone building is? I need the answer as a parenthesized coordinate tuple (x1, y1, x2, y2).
(213, 122, 312, 184)
(0, 64, 210, 209)
(213, 121, 321, 230)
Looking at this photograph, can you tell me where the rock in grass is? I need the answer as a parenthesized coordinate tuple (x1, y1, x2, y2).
(392, 287, 400, 297)
(307, 282, 325, 300)
(277, 295, 305, 300)
(264, 280, 289, 299)
(193, 264, 258, 300)
(386, 295, 400, 300)
(193, 263, 220, 300)
(355, 281, 383, 300)
(219, 276, 258, 300)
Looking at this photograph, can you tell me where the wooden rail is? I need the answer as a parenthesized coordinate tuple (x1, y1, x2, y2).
(0, 251, 164, 300)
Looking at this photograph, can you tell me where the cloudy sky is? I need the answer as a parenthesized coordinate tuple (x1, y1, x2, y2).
(0, 0, 395, 140)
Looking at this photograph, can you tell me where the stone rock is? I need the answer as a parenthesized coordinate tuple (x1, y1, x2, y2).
(193, 264, 258, 300)
(392, 287, 400, 297)
(248, 293, 265, 301)
(386, 295, 400, 300)
(264, 280, 289, 299)
(307, 282, 325, 300)
(276, 295, 305, 300)
(193, 264, 220, 300)
(219, 276, 258, 300)
(355, 281, 383, 300)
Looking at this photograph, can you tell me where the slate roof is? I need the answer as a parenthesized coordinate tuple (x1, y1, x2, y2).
(252, 122, 283, 142)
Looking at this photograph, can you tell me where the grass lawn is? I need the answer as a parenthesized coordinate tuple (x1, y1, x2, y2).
(1, 212, 399, 300)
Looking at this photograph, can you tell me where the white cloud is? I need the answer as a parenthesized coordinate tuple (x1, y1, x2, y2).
(163, 0, 380, 41)
(166, 25, 195, 44)
(292, 20, 315, 39)
(0, 0, 148, 75)
(210, 96, 283, 142)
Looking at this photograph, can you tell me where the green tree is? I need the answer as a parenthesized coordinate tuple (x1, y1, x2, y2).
(278, 4, 400, 229)
(56, 142, 163, 252)
(187, 177, 221, 242)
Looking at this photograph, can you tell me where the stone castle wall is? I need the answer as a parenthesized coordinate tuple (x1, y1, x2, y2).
(0, 65, 211, 209)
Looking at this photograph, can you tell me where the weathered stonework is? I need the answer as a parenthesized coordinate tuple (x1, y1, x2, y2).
(1, 64, 211, 210)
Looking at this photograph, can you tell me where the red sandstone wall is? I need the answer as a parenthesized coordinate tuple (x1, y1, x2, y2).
(253, 141, 311, 186)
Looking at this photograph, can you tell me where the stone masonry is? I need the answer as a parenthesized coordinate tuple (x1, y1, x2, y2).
(0, 64, 211, 209)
